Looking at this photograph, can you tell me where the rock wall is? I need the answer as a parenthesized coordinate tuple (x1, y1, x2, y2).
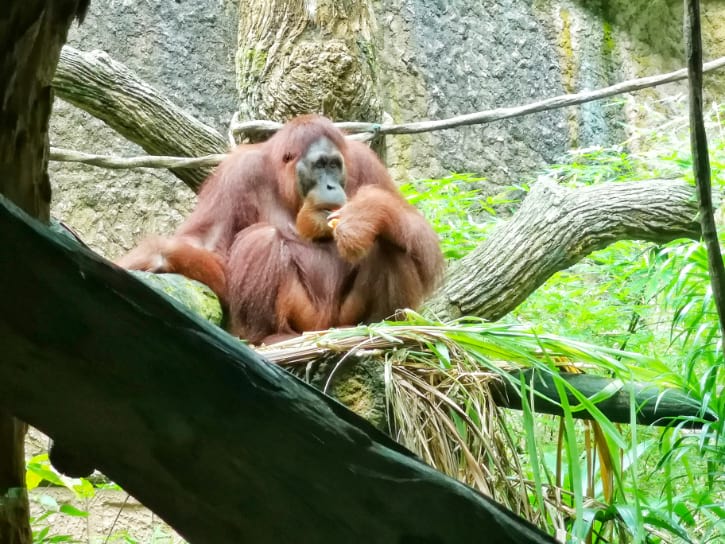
(375, 0, 572, 182)
(374, 0, 725, 182)
(50, 0, 238, 260)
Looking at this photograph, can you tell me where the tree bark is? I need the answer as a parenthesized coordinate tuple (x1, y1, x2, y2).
(426, 178, 700, 321)
(0, 195, 555, 544)
(0, 2, 89, 543)
(53, 46, 228, 191)
(236, 1, 381, 126)
(0, 415, 29, 544)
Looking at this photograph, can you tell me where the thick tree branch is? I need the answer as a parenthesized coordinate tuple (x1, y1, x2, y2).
(53, 46, 228, 191)
(491, 371, 715, 427)
(426, 178, 700, 321)
(0, 196, 554, 544)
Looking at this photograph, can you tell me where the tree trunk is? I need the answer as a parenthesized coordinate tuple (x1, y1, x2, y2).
(236, 1, 381, 126)
(426, 178, 700, 320)
(0, 415, 29, 544)
(0, 2, 89, 543)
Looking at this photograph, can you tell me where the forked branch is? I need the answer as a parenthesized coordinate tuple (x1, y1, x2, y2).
(426, 178, 700, 320)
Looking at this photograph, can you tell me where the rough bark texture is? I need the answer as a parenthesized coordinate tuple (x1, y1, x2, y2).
(427, 178, 700, 321)
(0, 2, 89, 543)
(0, 4, 86, 220)
(54, 46, 228, 191)
(0, 196, 555, 544)
(236, 1, 381, 125)
(0, 414, 29, 544)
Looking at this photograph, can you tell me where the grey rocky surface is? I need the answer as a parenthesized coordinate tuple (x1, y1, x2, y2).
(376, 0, 571, 183)
(50, 0, 238, 260)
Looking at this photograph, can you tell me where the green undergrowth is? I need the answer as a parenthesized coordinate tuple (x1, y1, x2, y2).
(27, 107, 725, 544)
(398, 107, 725, 543)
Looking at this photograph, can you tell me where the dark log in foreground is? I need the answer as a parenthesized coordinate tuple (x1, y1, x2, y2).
(0, 196, 555, 544)
(427, 178, 700, 321)
(685, 1, 725, 347)
(1, 3, 90, 543)
(492, 371, 717, 427)
(53, 46, 228, 191)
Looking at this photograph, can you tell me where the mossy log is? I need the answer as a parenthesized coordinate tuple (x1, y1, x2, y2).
(132, 267, 712, 428)
(491, 370, 716, 427)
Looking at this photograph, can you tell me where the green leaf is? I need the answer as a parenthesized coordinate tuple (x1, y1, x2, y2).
(59, 503, 89, 517)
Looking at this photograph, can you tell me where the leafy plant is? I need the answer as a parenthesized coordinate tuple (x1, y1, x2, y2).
(26, 454, 91, 544)
(395, 109, 725, 542)
(511, 133, 724, 542)
(400, 173, 523, 259)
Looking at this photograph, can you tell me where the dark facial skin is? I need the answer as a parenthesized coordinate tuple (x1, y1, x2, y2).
(295, 137, 347, 213)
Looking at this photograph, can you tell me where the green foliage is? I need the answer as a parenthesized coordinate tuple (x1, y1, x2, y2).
(512, 227, 724, 542)
(400, 173, 525, 259)
(515, 136, 724, 542)
(27, 454, 91, 544)
(26, 454, 95, 498)
(405, 116, 724, 542)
